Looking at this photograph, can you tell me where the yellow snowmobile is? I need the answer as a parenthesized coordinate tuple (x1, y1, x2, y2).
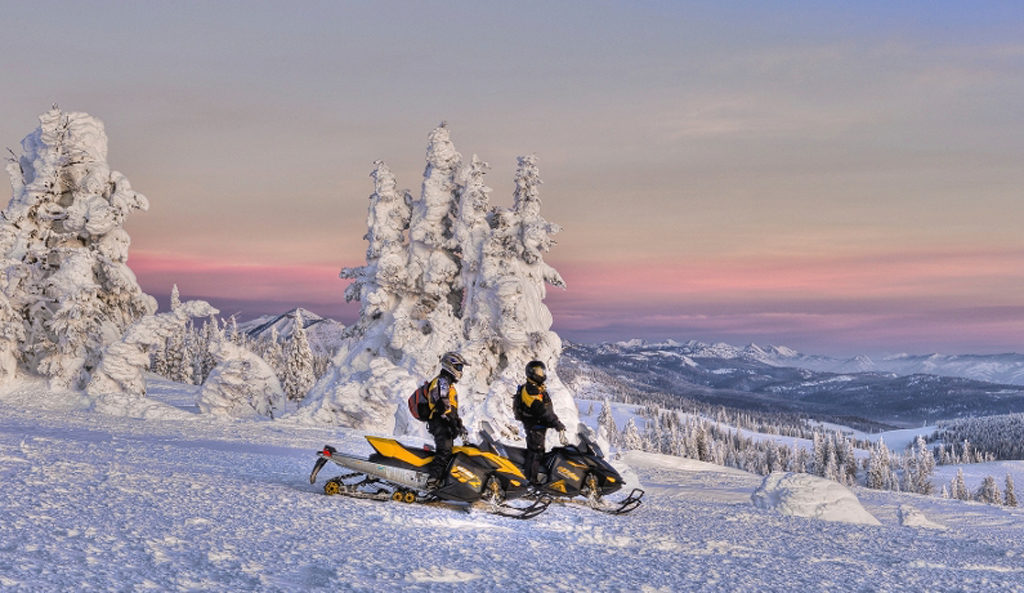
(309, 435, 550, 519)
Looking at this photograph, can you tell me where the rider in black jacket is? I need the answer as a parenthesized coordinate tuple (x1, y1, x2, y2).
(425, 352, 469, 488)
(514, 360, 566, 485)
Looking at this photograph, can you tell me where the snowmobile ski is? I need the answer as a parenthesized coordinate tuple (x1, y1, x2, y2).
(309, 436, 549, 519)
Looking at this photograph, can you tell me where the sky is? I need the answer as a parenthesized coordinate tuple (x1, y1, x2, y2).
(2, 0, 1023, 357)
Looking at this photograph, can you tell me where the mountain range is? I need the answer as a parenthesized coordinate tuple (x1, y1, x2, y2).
(561, 340, 1024, 428)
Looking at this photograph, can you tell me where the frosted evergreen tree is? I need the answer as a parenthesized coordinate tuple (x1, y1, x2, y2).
(1005, 473, 1018, 507)
(302, 127, 461, 433)
(866, 438, 892, 490)
(458, 153, 575, 444)
(824, 442, 840, 482)
(0, 293, 25, 382)
(952, 468, 970, 501)
(262, 327, 285, 374)
(282, 310, 315, 403)
(88, 300, 218, 406)
(976, 475, 1001, 504)
(902, 435, 935, 495)
(170, 284, 181, 312)
(455, 155, 494, 347)
(198, 340, 286, 419)
(301, 125, 578, 441)
(164, 323, 191, 384)
(812, 432, 826, 477)
(1, 107, 156, 389)
(598, 399, 618, 445)
(621, 417, 643, 451)
(340, 160, 412, 324)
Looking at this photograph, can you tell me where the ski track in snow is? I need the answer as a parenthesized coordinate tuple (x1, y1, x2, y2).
(3, 397, 1024, 592)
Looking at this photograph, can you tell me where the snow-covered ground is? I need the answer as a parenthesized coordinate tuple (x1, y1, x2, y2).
(3, 381, 1024, 592)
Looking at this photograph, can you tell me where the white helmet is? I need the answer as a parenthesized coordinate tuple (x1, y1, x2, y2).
(440, 352, 467, 381)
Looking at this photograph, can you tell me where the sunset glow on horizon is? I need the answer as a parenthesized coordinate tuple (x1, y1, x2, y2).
(5, 1, 1023, 357)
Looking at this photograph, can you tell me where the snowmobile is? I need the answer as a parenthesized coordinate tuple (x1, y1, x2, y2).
(477, 422, 644, 515)
(309, 435, 550, 519)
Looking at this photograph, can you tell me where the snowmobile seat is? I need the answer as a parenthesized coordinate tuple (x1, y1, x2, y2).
(365, 436, 434, 467)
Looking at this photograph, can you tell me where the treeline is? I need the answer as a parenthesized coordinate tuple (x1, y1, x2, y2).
(930, 413, 1024, 461)
(591, 398, 1018, 508)
(147, 302, 332, 403)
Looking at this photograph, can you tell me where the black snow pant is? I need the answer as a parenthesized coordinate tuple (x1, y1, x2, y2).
(426, 419, 455, 481)
(524, 426, 549, 484)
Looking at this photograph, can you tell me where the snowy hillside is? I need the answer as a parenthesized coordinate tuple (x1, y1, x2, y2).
(3, 380, 1024, 592)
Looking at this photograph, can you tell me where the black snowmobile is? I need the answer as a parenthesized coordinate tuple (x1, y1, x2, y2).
(309, 435, 550, 519)
(478, 422, 644, 515)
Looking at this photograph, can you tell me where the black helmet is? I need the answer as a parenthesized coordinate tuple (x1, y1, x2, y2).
(440, 351, 467, 381)
(525, 360, 546, 384)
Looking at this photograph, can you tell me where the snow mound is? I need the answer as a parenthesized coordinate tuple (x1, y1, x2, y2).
(898, 504, 946, 530)
(751, 472, 881, 525)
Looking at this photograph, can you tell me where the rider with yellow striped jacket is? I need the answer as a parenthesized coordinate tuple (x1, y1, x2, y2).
(514, 360, 567, 485)
(425, 352, 469, 488)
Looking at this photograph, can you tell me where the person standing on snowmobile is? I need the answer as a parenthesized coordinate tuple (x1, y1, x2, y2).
(514, 360, 567, 485)
(424, 351, 469, 488)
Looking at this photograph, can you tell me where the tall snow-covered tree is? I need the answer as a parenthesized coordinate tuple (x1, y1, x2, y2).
(902, 436, 936, 495)
(300, 125, 578, 441)
(1, 107, 156, 389)
(866, 438, 893, 490)
(302, 127, 461, 433)
(1005, 473, 1018, 507)
(951, 468, 970, 501)
(621, 417, 643, 451)
(456, 154, 575, 443)
(340, 160, 412, 324)
(282, 309, 315, 402)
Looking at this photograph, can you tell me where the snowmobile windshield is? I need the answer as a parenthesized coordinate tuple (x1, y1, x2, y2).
(579, 432, 603, 458)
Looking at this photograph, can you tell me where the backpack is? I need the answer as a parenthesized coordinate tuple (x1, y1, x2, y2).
(407, 381, 432, 421)
(512, 385, 525, 422)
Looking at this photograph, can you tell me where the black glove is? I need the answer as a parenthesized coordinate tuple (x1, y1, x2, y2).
(453, 418, 468, 440)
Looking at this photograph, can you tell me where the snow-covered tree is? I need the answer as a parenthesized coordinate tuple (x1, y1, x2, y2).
(340, 160, 412, 323)
(902, 436, 935, 495)
(951, 468, 970, 501)
(282, 309, 315, 402)
(1, 108, 156, 389)
(198, 340, 286, 419)
(866, 438, 893, 490)
(88, 300, 218, 402)
(976, 475, 1001, 505)
(456, 153, 574, 444)
(598, 399, 618, 445)
(1005, 473, 1018, 507)
(621, 417, 643, 451)
(301, 125, 578, 441)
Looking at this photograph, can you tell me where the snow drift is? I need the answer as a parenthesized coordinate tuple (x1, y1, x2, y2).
(751, 471, 881, 525)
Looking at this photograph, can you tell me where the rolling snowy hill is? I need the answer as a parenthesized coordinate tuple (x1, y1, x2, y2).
(3, 378, 1024, 592)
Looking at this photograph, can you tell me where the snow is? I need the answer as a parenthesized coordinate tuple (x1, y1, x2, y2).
(751, 472, 881, 525)
(4, 381, 1024, 592)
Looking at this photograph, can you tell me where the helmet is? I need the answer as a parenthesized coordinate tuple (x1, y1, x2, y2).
(440, 352, 467, 381)
(525, 360, 546, 384)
